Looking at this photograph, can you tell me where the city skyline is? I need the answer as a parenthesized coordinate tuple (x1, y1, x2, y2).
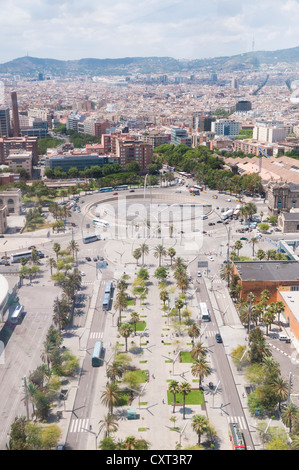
(0, 0, 299, 63)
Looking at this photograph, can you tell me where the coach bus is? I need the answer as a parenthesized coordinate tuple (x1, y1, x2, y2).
(93, 219, 109, 228)
(114, 185, 129, 191)
(10, 304, 24, 324)
(11, 251, 44, 263)
(99, 187, 113, 193)
(102, 281, 113, 310)
(229, 422, 246, 450)
(82, 234, 101, 244)
(91, 341, 103, 367)
(200, 302, 210, 322)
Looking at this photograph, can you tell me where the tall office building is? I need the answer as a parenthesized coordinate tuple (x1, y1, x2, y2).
(11, 92, 20, 137)
(0, 107, 11, 138)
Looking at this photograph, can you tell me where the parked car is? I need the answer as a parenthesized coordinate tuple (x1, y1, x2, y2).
(197, 271, 202, 277)
(85, 257, 91, 262)
(208, 257, 214, 261)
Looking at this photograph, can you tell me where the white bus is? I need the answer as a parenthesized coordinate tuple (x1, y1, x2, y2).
(82, 234, 101, 244)
(200, 302, 210, 322)
(10, 305, 23, 324)
(11, 251, 44, 263)
(92, 219, 109, 228)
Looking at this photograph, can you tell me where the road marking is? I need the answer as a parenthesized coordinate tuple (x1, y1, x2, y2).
(90, 331, 104, 339)
(227, 415, 247, 431)
(69, 418, 90, 433)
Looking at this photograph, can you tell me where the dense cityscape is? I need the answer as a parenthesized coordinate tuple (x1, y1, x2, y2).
(1, 12, 299, 455)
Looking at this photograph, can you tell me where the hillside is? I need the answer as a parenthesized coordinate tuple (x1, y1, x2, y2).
(1, 46, 299, 77)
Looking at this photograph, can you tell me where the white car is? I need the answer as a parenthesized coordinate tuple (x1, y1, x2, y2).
(226, 199, 231, 202)
(197, 271, 202, 277)
(80, 272, 86, 276)
(208, 257, 214, 261)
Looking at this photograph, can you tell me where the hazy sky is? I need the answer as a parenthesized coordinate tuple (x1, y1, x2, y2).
(0, 0, 299, 62)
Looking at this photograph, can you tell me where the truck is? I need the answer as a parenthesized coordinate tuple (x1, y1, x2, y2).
(221, 208, 234, 220)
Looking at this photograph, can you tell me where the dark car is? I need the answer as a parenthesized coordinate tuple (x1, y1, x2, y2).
(85, 257, 91, 262)
(215, 333, 223, 343)
(240, 237, 248, 241)
(208, 222, 215, 226)
(129, 189, 135, 192)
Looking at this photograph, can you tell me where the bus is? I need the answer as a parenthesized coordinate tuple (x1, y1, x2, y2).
(194, 185, 203, 191)
(114, 185, 128, 191)
(91, 341, 103, 367)
(99, 187, 113, 193)
(102, 281, 113, 310)
(178, 172, 192, 178)
(11, 251, 44, 263)
(82, 234, 101, 244)
(200, 302, 210, 322)
(229, 422, 246, 450)
(10, 304, 24, 324)
(93, 219, 109, 228)
(221, 209, 234, 221)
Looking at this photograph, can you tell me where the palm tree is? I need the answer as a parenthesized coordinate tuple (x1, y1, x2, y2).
(139, 243, 149, 266)
(270, 376, 289, 411)
(98, 413, 119, 438)
(179, 382, 191, 419)
(68, 240, 79, 264)
(281, 404, 299, 432)
(154, 244, 167, 267)
(53, 242, 61, 261)
(118, 435, 150, 450)
(114, 291, 128, 326)
(168, 380, 180, 414)
(106, 361, 124, 383)
(132, 248, 142, 266)
(172, 257, 187, 272)
(118, 322, 133, 352)
(130, 311, 140, 335)
(191, 414, 210, 446)
(46, 258, 56, 276)
(167, 247, 176, 265)
(188, 323, 200, 345)
(101, 382, 121, 414)
(191, 341, 208, 360)
(191, 357, 212, 389)
(160, 290, 169, 307)
(234, 240, 243, 257)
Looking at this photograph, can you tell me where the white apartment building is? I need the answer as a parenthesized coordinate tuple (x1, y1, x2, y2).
(253, 121, 288, 143)
(211, 119, 240, 137)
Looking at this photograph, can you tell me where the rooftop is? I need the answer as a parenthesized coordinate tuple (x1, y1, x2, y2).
(279, 290, 299, 323)
(234, 260, 299, 282)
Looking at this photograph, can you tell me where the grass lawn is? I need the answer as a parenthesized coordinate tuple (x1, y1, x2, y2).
(167, 389, 204, 406)
(126, 297, 135, 306)
(180, 351, 196, 363)
(135, 321, 147, 332)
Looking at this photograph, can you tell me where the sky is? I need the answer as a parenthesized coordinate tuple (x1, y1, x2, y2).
(0, 0, 299, 63)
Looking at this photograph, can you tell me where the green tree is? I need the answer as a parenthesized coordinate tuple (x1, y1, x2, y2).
(179, 382, 191, 420)
(118, 322, 133, 352)
(191, 414, 210, 446)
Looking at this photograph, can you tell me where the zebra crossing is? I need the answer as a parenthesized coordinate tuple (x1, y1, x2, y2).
(69, 418, 90, 434)
(227, 415, 247, 431)
(89, 331, 104, 340)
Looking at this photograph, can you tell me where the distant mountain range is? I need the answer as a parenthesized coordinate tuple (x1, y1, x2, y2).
(1, 46, 299, 77)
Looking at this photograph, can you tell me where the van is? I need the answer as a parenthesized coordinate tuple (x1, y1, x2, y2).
(279, 334, 290, 342)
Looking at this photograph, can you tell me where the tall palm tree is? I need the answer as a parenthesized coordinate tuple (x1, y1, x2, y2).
(168, 247, 176, 265)
(191, 341, 209, 360)
(53, 242, 61, 261)
(46, 257, 56, 276)
(281, 404, 299, 432)
(98, 413, 119, 438)
(154, 244, 167, 267)
(188, 323, 200, 345)
(101, 382, 121, 414)
(106, 361, 124, 383)
(250, 237, 258, 257)
(118, 322, 133, 352)
(139, 243, 149, 266)
(191, 357, 212, 389)
(175, 298, 184, 322)
(168, 380, 180, 414)
(114, 291, 127, 326)
(179, 382, 191, 420)
(191, 414, 210, 446)
(68, 239, 79, 264)
(132, 248, 142, 266)
(270, 376, 289, 411)
(130, 311, 140, 335)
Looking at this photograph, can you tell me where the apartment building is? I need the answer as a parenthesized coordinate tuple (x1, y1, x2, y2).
(116, 139, 152, 171)
(211, 119, 240, 137)
(0, 136, 38, 165)
(253, 121, 288, 143)
(141, 130, 169, 148)
(6, 150, 32, 177)
(0, 107, 11, 138)
(170, 127, 192, 147)
(45, 154, 117, 173)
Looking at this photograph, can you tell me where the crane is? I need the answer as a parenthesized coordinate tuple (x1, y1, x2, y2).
(258, 147, 271, 173)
